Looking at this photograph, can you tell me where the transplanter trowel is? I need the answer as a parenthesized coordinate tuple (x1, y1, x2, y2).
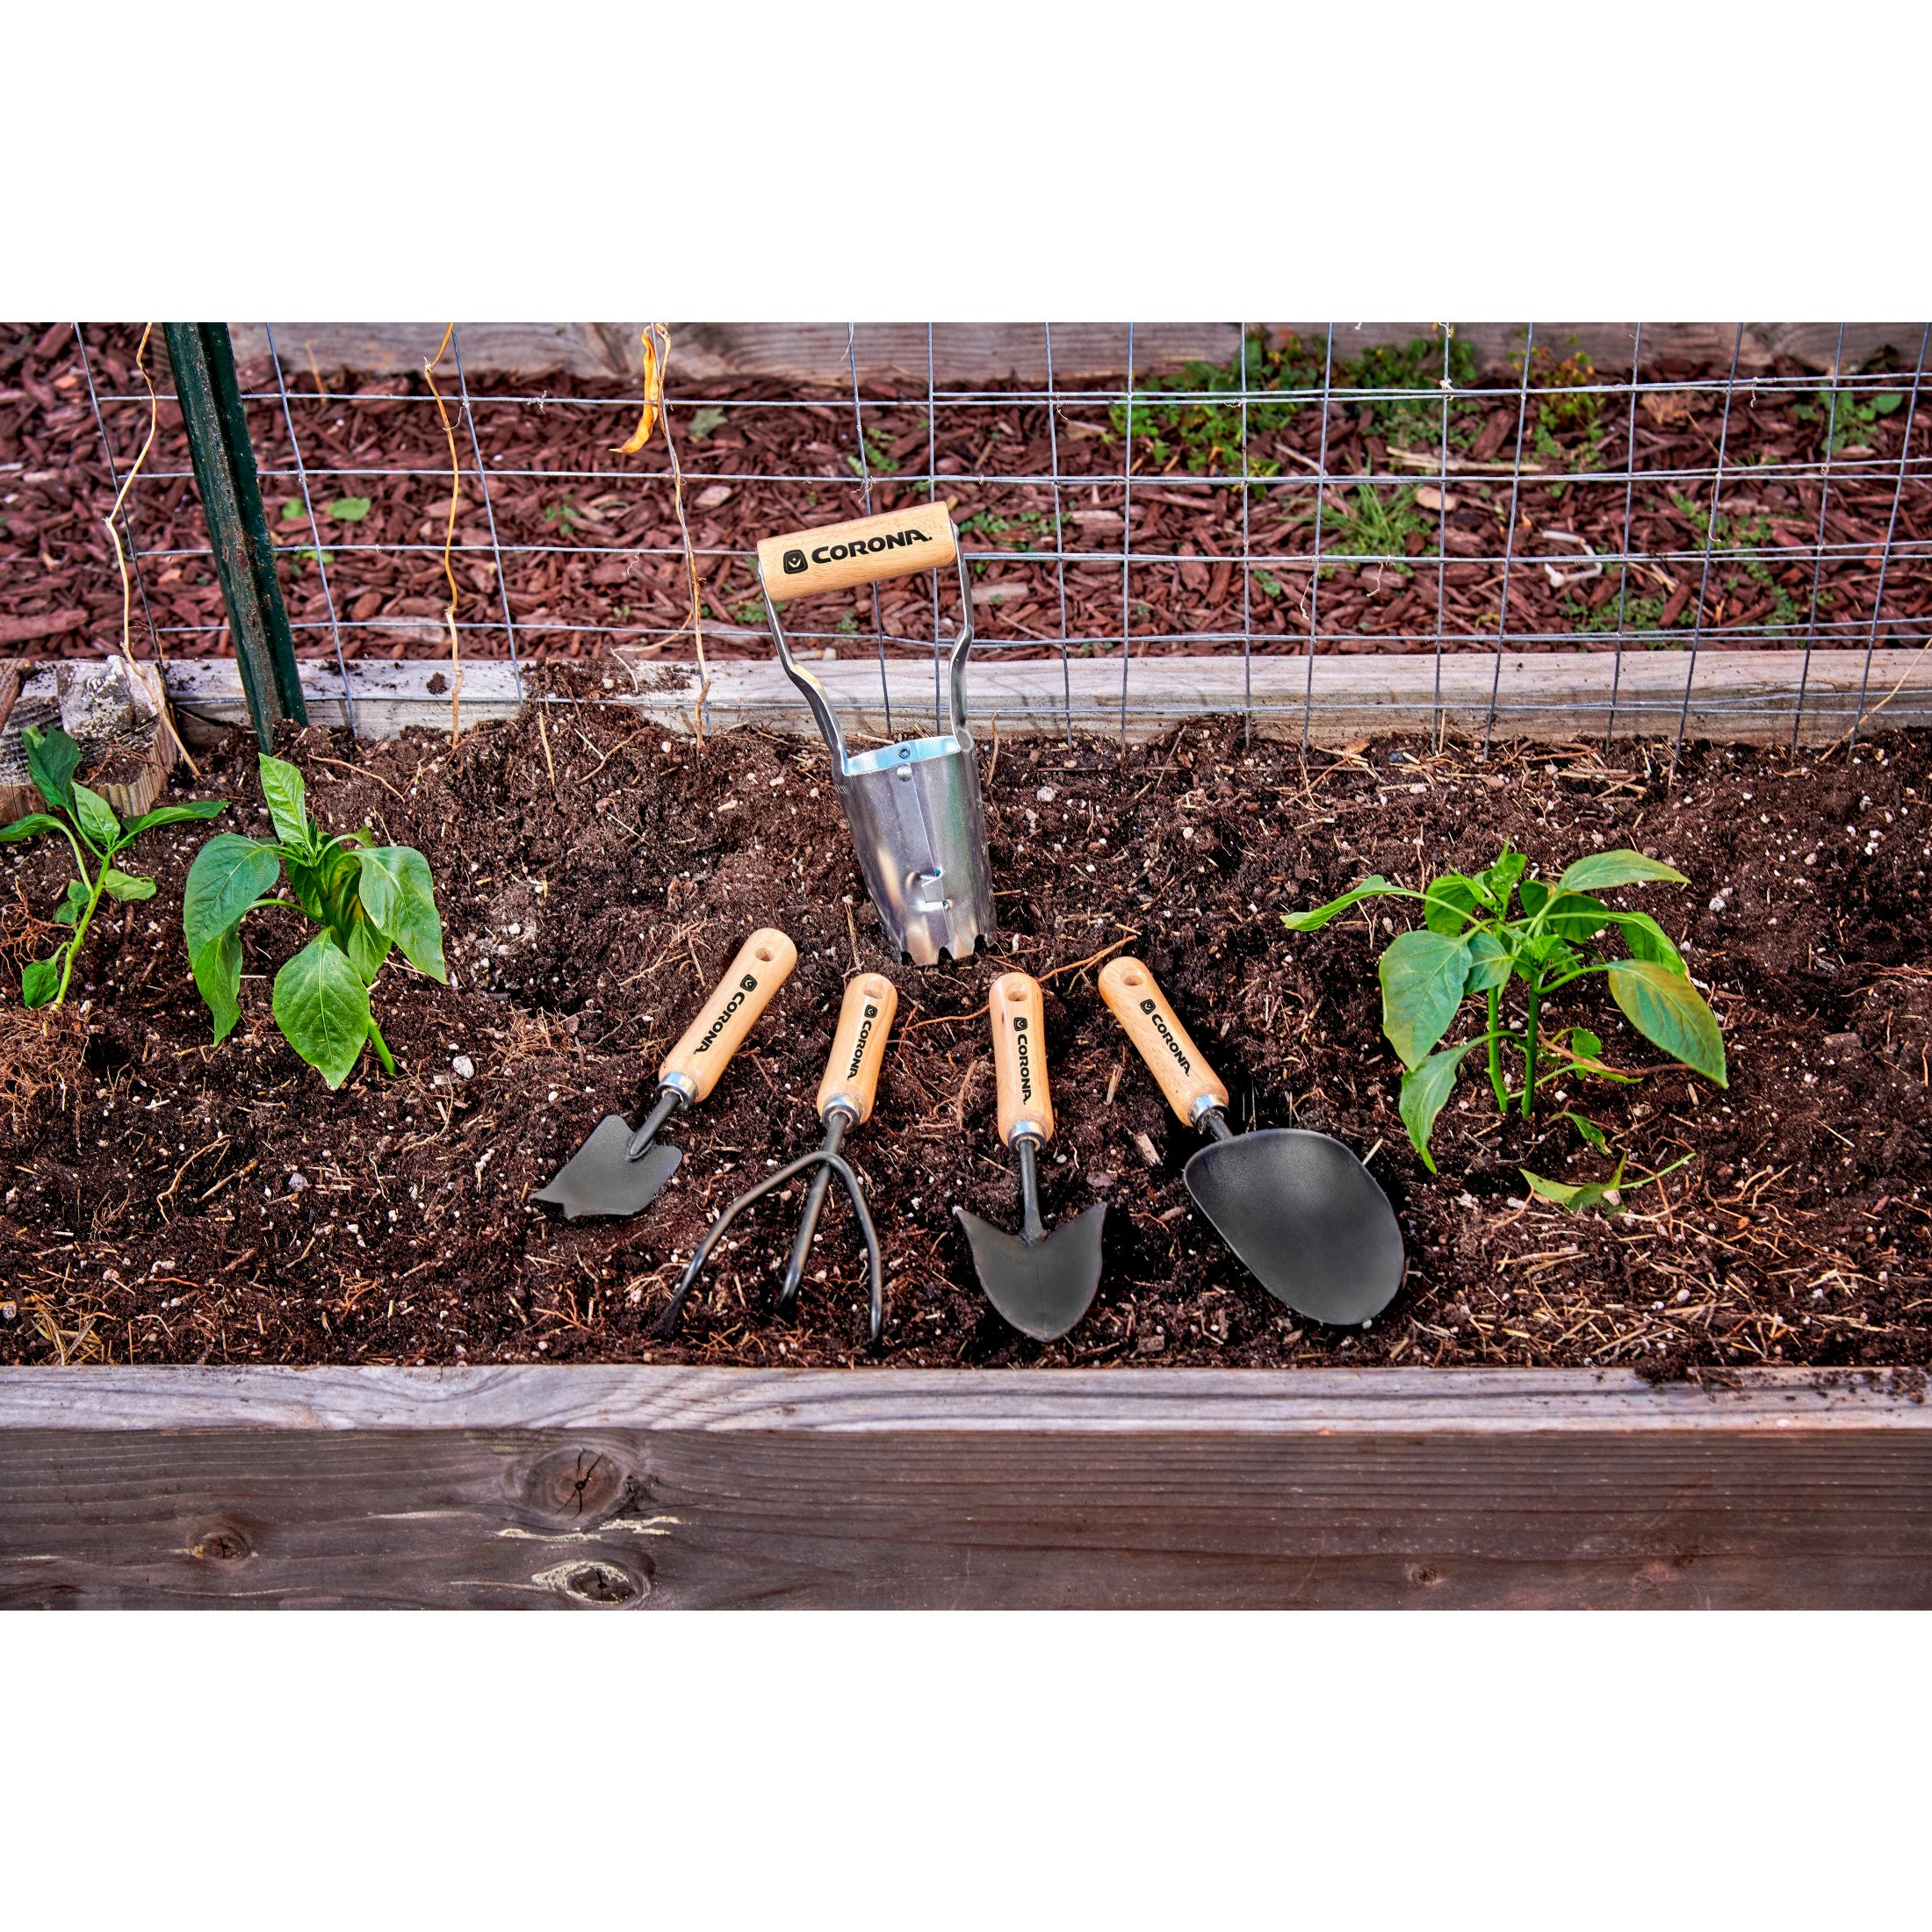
(533, 926, 798, 1220)
(1098, 955, 1403, 1325)
(955, 971, 1106, 1340)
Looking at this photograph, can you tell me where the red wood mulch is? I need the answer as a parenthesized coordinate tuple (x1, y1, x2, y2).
(2, 322, 1927, 668)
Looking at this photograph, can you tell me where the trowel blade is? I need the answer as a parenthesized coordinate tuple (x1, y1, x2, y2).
(955, 1202, 1107, 1341)
(1183, 1127, 1403, 1326)
(532, 1114, 682, 1222)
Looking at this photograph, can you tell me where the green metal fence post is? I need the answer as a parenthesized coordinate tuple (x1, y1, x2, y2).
(164, 322, 306, 746)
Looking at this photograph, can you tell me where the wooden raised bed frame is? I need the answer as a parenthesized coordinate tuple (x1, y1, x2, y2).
(4, 654, 1928, 1610)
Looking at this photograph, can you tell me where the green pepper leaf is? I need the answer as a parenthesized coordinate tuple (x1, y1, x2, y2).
(1399, 1042, 1478, 1173)
(1280, 876, 1397, 933)
(184, 833, 283, 962)
(69, 782, 122, 854)
(344, 906, 394, 984)
(102, 868, 156, 902)
(1463, 929, 1510, 994)
(1557, 850, 1689, 893)
(1520, 881, 1612, 943)
(122, 799, 229, 838)
(22, 724, 81, 813)
(353, 845, 446, 983)
(1481, 847, 1526, 915)
(22, 955, 63, 1007)
(0, 812, 65, 844)
(1522, 1157, 1627, 1215)
(1608, 959, 1727, 1086)
(54, 879, 89, 926)
(1380, 928, 1471, 1069)
(1606, 909, 1685, 973)
(191, 925, 244, 1043)
(272, 934, 374, 1089)
(258, 755, 312, 849)
(1564, 1109, 1610, 1155)
(1423, 874, 1484, 934)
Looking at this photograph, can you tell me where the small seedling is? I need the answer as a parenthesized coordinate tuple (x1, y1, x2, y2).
(1520, 1112, 1693, 1215)
(1794, 385, 1903, 455)
(327, 496, 372, 522)
(685, 407, 728, 442)
(1, 724, 227, 1008)
(1283, 843, 1726, 1171)
(184, 754, 445, 1088)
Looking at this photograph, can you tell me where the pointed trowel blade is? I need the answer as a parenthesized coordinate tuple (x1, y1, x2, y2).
(532, 1114, 682, 1222)
(955, 1202, 1106, 1341)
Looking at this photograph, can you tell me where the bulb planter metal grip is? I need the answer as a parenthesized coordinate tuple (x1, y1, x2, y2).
(1097, 957, 1230, 1127)
(657, 926, 799, 1104)
(755, 507, 994, 969)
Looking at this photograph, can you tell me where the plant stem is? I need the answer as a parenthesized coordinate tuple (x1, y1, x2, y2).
(1521, 975, 1541, 1120)
(1485, 987, 1508, 1111)
(365, 1015, 397, 1077)
(52, 869, 105, 1006)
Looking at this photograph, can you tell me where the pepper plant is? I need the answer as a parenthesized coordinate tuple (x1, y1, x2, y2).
(184, 753, 445, 1088)
(1283, 844, 1726, 1171)
(1, 724, 226, 1008)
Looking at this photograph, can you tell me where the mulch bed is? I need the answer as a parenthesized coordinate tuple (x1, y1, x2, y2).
(3, 322, 1927, 667)
(3, 686, 1927, 1375)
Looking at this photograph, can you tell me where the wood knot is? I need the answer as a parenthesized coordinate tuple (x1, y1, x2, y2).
(522, 1445, 637, 1525)
(189, 1525, 252, 1562)
(533, 1560, 648, 1607)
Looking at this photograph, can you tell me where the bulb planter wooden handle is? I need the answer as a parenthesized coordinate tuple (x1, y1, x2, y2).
(659, 927, 798, 1103)
(756, 503, 958, 603)
(817, 972, 898, 1126)
(1098, 956, 1229, 1127)
(989, 971, 1055, 1146)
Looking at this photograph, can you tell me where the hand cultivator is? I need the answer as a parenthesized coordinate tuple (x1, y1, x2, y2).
(533, 927, 798, 1221)
(659, 970, 898, 1344)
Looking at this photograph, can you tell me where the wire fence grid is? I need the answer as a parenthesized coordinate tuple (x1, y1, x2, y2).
(9, 321, 1930, 753)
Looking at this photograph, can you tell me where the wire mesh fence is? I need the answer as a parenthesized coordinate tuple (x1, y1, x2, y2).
(4, 321, 1928, 751)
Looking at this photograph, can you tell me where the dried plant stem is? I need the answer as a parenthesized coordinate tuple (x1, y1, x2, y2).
(423, 324, 464, 743)
(105, 324, 201, 779)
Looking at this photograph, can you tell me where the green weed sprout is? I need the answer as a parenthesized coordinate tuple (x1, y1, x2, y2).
(1283, 843, 1726, 1171)
(184, 753, 445, 1088)
(1, 724, 227, 1008)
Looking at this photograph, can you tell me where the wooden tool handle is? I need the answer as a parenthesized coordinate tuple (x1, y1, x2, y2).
(659, 927, 798, 1102)
(989, 971, 1055, 1146)
(757, 504, 956, 603)
(1098, 956, 1229, 1127)
(817, 971, 898, 1125)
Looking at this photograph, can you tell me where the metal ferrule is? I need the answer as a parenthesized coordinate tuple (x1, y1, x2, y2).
(760, 544, 994, 968)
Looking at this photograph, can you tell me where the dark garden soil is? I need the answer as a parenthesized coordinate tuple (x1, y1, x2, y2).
(4, 321, 1928, 667)
(3, 682, 1929, 1376)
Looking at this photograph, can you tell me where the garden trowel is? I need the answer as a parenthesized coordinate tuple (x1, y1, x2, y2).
(955, 971, 1106, 1340)
(533, 926, 798, 1220)
(1098, 955, 1403, 1326)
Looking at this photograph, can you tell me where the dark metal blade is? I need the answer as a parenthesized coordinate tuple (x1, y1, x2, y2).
(955, 1203, 1106, 1341)
(1183, 1128, 1404, 1326)
(532, 1114, 681, 1222)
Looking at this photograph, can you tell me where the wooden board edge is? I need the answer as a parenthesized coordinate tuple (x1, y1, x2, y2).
(152, 654, 1932, 747)
(0, 1364, 1925, 1436)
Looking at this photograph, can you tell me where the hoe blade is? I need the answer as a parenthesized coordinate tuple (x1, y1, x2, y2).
(955, 1203, 1107, 1342)
(532, 1114, 682, 1222)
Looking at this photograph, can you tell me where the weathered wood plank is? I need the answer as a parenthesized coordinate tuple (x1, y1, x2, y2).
(158, 651, 1932, 747)
(1, 1367, 1926, 1609)
(221, 323, 1923, 386)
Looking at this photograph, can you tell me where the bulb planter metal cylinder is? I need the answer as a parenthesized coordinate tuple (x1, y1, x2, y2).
(756, 506, 994, 967)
